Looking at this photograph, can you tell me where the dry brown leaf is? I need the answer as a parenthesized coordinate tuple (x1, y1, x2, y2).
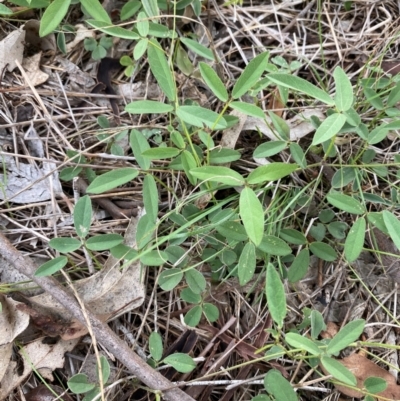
(328, 353, 400, 399)
(0, 338, 79, 401)
(0, 296, 30, 382)
(0, 27, 25, 72)
(65, 23, 95, 53)
(21, 52, 49, 86)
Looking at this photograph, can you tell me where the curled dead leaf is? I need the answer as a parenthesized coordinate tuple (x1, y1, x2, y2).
(324, 353, 400, 399)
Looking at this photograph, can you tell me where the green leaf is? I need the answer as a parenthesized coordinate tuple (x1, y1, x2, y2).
(181, 150, 197, 185)
(237, 242, 256, 285)
(97, 355, 110, 384)
(134, 38, 149, 60)
(232, 52, 269, 99)
(264, 370, 297, 401)
(175, 42, 193, 75)
(35, 256, 68, 277)
(120, 0, 141, 21)
(148, 38, 176, 101)
(136, 11, 149, 36)
(382, 210, 400, 250)
(254, 141, 287, 158)
(125, 100, 173, 114)
(387, 81, 400, 106)
(39, 0, 71, 37)
(266, 263, 286, 327)
(268, 111, 290, 140)
(331, 167, 356, 189)
(285, 333, 321, 355)
(257, 235, 292, 256)
(158, 268, 183, 290)
(230, 101, 265, 119)
(49, 237, 81, 253)
(321, 356, 357, 386)
(280, 229, 307, 245)
(86, 168, 139, 194)
(190, 166, 245, 186)
(74, 195, 92, 238)
(68, 373, 96, 394)
(344, 217, 366, 262)
(143, 175, 158, 222)
(184, 305, 202, 326)
(216, 221, 248, 242)
(0, 4, 13, 14)
(239, 187, 264, 246)
(142, 0, 159, 19)
(326, 319, 365, 355)
(203, 303, 219, 322)
(185, 269, 206, 294)
(312, 113, 347, 145)
(110, 244, 138, 261)
(289, 143, 307, 168)
(199, 62, 228, 102)
(328, 221, 348, 240)
(333, 66, 353, 112)
(247, 163, 297, 184)
(180, 38, 214, 61)
(85, 234, 124, 251)
(81, 0, 111, 23)
(163, 353, 196, 373)
(310, 310, 326, 339)
(364, 87, 384, 110)
(176, 106, 227, 129)
(149, 332, 163, 362)
(364, 377, 388, 394)
(287, 248, 310, 283)
(140, 250, 168, 266)
(130, 129, 151, 170)
(180, 288, 201, 304)
(309, 242, 337, 262)
(267, 73, 335, 105)
(326, 192, 365, 215)
(86, 20, 140, 39)
(136, 214, 156, 249)
(142, 147, 180, 159)
(209, 148, 241, 164)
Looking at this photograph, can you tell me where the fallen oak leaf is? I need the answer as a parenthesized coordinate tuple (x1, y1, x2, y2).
(322, 353, 400, 399)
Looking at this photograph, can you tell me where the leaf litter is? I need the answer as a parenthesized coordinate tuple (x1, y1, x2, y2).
(1, 1, 400, 400)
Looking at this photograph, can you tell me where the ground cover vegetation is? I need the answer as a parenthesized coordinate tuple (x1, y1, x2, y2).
(1, 0, 400, 400)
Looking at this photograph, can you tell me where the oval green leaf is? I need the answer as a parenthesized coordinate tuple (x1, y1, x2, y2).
(312, 113, 347, 145)
(344, 217, 366, 262)
(232, 52, 270, 99)
(86, 20, 140, 39)
(49, 237, 81, 253)
(285, 332, 321, 356)
(327, 192, 365, 215)
(176, 106, 227, 130)
(85, 234, 124, 251)
(125, 100, 173, 114)
(230, 101, 265, 119)
(163, 353, 196, 373)
(247, 163, 298, 184)
(86, 168, 139, 194)
(309, 242, 337, 261)
(326, 319, 365, 355)
(237, 242, 256, 285)
(266, 263, 286, 327)
(334, 66, 353, 112)
(264, 369, 297, 401)
(199, 62, 228, 102)
(382, 210, 400, 250)
(74, 195, 92, 238)
(148, 38, 176, 101)
(321, 356, 357, 386)
(149, 332, 163, 362)
(268, 73, 334, 106)
(239, 187, 264, 246)
(254, 141, 287, 158)
(39, 0, 71, 37)
(158, 268, 183, 290)
(190, 166, 245, 186)
(35, 256, 68, 277)
(287, 248, 310, 283)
